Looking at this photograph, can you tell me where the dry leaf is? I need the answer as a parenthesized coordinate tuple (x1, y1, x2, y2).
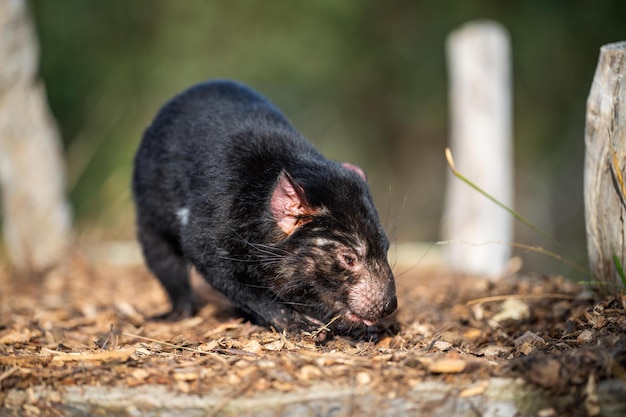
(463, 328, 483, 340)
(432, 340, 453, 351)
(298, 365, 322, 381)
(356, 372, 372, 386)
(173, 369, 199, 382)
(0, 329, 31, 344)
(478, 345, 513, 357)
(459, 380, 489, 397)
(514, 331, 546, 347)
(376, 337, 393, 349)
(428, 359, 466, 374)
(262, 340, 284, 351)
(49, 348, 135, 363)
(491, 299, 530, 323)
(577, 329, 594, 343)
(518, 342, 535, 356)
(242, 340, 262, 354)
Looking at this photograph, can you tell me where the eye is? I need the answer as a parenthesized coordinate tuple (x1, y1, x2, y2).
(343, 255, 355, 267)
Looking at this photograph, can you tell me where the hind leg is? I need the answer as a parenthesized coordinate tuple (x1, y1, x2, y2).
(137, 224, 197, 320)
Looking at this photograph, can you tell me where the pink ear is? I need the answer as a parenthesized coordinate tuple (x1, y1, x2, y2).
(270, 171, 315, 235)
(341, 162, 367, 181)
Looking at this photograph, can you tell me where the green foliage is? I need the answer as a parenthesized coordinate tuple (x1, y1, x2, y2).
(28, 0, 626, 263)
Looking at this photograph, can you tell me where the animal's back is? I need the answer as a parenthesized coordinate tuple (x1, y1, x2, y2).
(132, 80, 309, 238)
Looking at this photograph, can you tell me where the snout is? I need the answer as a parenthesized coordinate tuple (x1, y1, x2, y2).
(382, 294, 397, 318)
(346, 277, 397, 326)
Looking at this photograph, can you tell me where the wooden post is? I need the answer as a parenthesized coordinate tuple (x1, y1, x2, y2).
(0, 0, 72, 273)
(584, 42, 626, 289)
(442, 20, 513, 278)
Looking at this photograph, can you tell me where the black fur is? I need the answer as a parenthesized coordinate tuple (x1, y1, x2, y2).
(132, 80, 396, 335)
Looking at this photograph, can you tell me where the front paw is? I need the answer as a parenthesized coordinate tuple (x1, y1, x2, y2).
(153, 301, 198, 321)
(277, 311, 333, 342)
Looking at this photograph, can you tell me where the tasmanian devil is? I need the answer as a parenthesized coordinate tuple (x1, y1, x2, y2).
(132, 80, 397, 336)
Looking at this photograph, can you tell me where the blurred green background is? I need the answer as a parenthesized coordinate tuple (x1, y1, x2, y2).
(27, 0, 626, 272)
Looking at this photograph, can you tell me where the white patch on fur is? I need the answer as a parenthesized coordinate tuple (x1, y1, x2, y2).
(313, 237, 335, 247)
(176, 207, 190, 226)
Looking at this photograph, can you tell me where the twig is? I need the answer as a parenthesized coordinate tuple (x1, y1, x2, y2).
(0, 367, 19, 383)
(99, 323, 116, 351)
(425, 335, 442, 351)
(466, 293, 576, 306)
(308, 315, 341, 339)
(121, 332, 243, 359)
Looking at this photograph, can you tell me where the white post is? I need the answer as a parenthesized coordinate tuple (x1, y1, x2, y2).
(0, 0, 72, 273)
(442, 20, 513, 278)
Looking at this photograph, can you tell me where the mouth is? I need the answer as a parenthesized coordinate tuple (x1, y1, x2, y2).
(344, 310, 377, 327)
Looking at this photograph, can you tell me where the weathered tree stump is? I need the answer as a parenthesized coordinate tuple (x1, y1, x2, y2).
(584, 41, 626, 290)
(0, 0, 71, 273)
(442, 20, 513, 278)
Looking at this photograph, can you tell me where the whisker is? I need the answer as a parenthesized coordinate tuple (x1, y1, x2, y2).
(247, 244, 289, 258)
(217, 255, 283, 264)
(230, 229, 301, 262)
(279, 300, 316, 308)
(246, 241, 293, 256)
(236, 282, 272, 290)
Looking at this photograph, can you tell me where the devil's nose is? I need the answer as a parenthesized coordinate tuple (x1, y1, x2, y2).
(382, 295, 397, 317)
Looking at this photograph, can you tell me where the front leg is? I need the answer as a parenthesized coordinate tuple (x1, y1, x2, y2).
(198, 266, 326, 336)
(244, 300, 331, 342)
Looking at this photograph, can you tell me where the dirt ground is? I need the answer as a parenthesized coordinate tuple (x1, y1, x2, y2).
(1, 244, 625, 416)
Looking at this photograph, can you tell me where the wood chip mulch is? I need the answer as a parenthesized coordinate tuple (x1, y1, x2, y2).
(1, 251, 625, 414)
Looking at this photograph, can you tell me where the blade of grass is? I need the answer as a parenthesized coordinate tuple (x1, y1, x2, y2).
(607, 129, 626, 288)
(436, 239, 589, 277)
(444, 147, 586, 273)
(609, 130, 626, 202)
(612, 254, 626, 288)
(508, 242, 589, 277)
